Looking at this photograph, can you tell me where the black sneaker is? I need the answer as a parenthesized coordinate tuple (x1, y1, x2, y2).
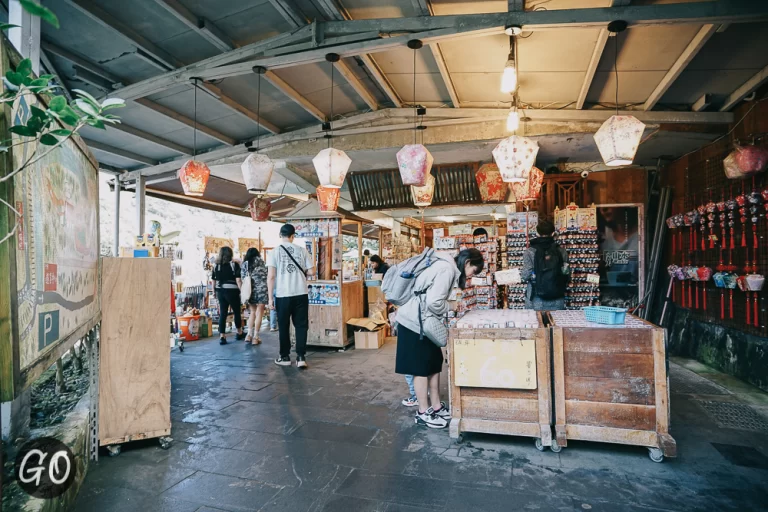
(219, 338, 227, 345)
(235, 332, 246, 341)
(415, 410, 448, 429)
(274, 356, 291, 366)
(296, 356, 308, 369)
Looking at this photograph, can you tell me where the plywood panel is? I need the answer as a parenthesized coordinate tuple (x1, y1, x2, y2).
(565, 400, 655, 431)
(564, 352, 654, 379)
(453, 338, 536, 389)
(461, 397, 538, 423)
(461, 387, 537, 400)
(565, 376, 655, 405)
(99, 258, 171, 445)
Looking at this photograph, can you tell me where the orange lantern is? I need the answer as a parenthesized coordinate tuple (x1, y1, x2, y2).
(317, 186, 340, 212)
(475, 163, 507, 202)
(178, 160, 210, 196)
(249, 197, 271, 221)
(510, 166, 544, 202)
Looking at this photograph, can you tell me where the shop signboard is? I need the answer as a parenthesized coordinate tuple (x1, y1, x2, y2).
(204, 237, 234, 254)
(449, 223, 473, 235)
(308, 283, 341, 306)
(506, 212, 538, 235)
(238, 238, 261, 256)
(597, 205, 643, 308)
(453, 338, 537, 389)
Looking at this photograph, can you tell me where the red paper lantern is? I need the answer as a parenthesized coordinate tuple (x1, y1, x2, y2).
(178, 160, 210, 196)
(475, 163, 507, 202)
(510, 166, 544, 202)
(317, 186, 340, 212)
(248, 197, 271, 221)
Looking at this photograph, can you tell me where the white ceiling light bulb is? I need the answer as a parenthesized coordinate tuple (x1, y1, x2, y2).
(506, 106, 519, 132)
(500, 57, 517, 94)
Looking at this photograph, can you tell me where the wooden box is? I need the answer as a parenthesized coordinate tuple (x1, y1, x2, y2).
(548, 311, 676, 461)
(100, 258, 171, 447)
(448, 311, 553, 449)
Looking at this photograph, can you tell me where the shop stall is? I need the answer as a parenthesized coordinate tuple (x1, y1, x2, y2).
(273, 199, 368, 348)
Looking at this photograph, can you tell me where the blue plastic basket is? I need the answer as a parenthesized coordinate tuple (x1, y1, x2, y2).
(583, 306, 627, 325)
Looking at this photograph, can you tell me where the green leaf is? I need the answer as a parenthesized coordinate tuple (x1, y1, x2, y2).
(49, 96, 66, 112)
(30, 105, 47, 119)
(21, 76, 32, 87)
(31, 78, 49, 87)
(0, 24, 19, 31)
(60, 114, 79, 126)
(40, 133, 58, 145)
(9, 125, 37, 137)
(86, 119, 106, 130)
(19, 0, 60, 29)
(5, 71, 23, 86)
(27, 116, 43, 132)
(16, 58, 32, 77)
(73, 89, 101, 110)
(50, 128, 71, 137)
(74, 98, 99, 116)
(100, 98, 125, 109)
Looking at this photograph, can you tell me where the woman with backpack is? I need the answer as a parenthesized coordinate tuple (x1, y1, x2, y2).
(241, 247, 269, 345)
(394, 248, 484, 429)
(522, 219, 569, 310)
(211, 246, 245, 344)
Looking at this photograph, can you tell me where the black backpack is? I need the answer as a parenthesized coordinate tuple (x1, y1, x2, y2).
(533, 243, 567, 300)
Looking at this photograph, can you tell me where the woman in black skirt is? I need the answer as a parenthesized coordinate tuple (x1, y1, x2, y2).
(395, 248, 484, 429)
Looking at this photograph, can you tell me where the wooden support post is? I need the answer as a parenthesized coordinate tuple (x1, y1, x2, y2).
(551, 325, 567, 447)
(136, 174, 145, 236)
(535, 319, 552, 446)
(653, 329, 677, 457)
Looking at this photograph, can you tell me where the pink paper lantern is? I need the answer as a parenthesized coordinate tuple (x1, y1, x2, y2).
(313, 147, 351, 188)
(492, 136, 539, 183)
(593, 115, 646, 167)
(178, 160, 210, 196)
(241, 153, 274, 193)
(410, 174, 435, 207)
(396, 144, 433, 186)
(475, 163, 507, 202)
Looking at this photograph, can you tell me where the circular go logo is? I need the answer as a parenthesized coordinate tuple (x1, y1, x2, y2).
(14, 437, 76, 499)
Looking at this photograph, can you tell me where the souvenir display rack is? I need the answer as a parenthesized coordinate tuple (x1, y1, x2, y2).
(505, 211, 539, 309)
(554, 204, 600, 310)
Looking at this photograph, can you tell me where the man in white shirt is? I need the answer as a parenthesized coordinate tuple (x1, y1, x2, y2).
(267, 223, 316, 368)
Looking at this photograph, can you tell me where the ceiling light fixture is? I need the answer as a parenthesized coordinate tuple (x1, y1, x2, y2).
(593, 21, 646, 167)
(313, 53, 352, 188)
(241, 66, 274, 194)
(500, 35, 517, 94)
(506, 104, 520, 132)
(178, 77, 210, 196)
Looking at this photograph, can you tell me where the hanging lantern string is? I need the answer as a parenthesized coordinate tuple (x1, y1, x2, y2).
(256, 70, 261, 151)
(614, 33, 619, 116)
(329, 59, 334, 149)
(413, 45, 417, 145)
(193, 77, 198, 158)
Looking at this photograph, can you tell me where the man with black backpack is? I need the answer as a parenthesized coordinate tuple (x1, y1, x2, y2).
(267, 224, 316, 369)
(521, 219, 569, 311)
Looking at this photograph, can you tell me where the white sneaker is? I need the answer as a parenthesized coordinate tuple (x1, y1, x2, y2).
(429, 404, 451, 421)
(415, 410, 448, 429)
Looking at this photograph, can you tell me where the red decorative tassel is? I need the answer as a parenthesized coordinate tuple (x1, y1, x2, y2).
(720, 291, 725, 320)
(753, 226, 758, 250)
(730, 229, 734, 250)
(747, 293, 751, 325)
(730, 290, 734, 319)
(703, 284, 706, 311)
(681, 281, 686, 308)
(742, 228, 747, 247)
(710, 231, 715, 249)
(695, 283, 699, 309)
(694, 230, 698, 251)
(701, 232, 706, 252)
(688, 281, 692, 308)
(754, 293, 759, 328)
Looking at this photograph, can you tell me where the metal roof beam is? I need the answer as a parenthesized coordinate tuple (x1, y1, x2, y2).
(266, 0, 307, 28)
(199, 82, 282, 134)
(108, 123, 193, 155)
(83, 139, 160, 166)
(644, 24, 716, 111)
(333, 59, 378, 111)
(153, 0, 235, 52)
(262, 70, 326, 122)
(41, 39, 123, 85)
(358, 55, 401, 107)
(135, 98, 238, 146)
(40, 50, 73, 101)
(719, 63, 768, 112)
(412, 1, 460, 108)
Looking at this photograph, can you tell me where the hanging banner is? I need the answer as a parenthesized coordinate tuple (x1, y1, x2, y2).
(204, 237, 234, 254)
(506, 212, 538, 235)
(238, 238, 261, 255)
(308, 282, 341, 306)
(449, 224, 473, 235)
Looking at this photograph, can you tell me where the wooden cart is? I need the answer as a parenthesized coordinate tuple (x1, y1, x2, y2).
(448, 311, 555, 451)
(548, 311, 676, 462)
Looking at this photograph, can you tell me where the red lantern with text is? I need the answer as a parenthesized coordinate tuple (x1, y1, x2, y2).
(178, 160, 210, 196)
(317, 186, 341, 212)
(249, 197, 271, 221)
(510, 166, 544, 202)
(475, 163, 507, 202)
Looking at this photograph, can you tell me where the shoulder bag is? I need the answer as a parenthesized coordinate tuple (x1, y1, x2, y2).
(280, 245, 307, 276)
(240, 261, 252, 303)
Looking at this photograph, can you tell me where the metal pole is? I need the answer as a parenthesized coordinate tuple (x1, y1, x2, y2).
(113, 178, 120, 256)
(136, 174, 146, 236)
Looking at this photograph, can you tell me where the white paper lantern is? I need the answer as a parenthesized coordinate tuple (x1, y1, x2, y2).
(241, 153, 274, 193)
(593, 115, 646, 167)
(396, 144, 433, 186)
(492, 135, 539, 183)
(410, 174, 435, 207)
(313, 147, 351, 188)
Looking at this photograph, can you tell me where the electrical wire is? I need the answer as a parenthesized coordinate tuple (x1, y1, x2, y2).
(193, 78, 197, 158)
(614, 32, 619, 116)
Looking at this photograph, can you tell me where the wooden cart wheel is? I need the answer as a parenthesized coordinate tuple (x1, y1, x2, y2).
(455, 434, 464, 444)
(648, 447, 664, 463)
(159, 436, 173, 450)
(549, 440, 562, 453)
(178, 341, 184, 352)
(106, 445, 121, 457)
(534, 438, 545, 452)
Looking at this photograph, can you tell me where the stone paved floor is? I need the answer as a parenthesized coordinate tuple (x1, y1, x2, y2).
(74, 331, 768, 512)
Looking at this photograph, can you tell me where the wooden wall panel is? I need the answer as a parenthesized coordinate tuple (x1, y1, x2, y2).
(586, 167, 647, 205)
(565, 401, 655, 430)
(100, 258, 171, 445)
(563, 352, 655, 379)
(565, 376, 655, 405)
(461, 397, 539, 423)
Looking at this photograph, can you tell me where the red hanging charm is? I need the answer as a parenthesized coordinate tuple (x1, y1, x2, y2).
(720, 290, 725, 320)
(729, 289, 734, 319)
(747, 292, 751, 325)
(703, 283, 707, 311)
(695, 282, 699, 309)
(754, 293, 759, 328)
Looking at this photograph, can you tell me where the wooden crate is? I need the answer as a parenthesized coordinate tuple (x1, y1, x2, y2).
(100, 258, 171, 447)
(549, 311, 676, 461)
(448, 313, 553, 449)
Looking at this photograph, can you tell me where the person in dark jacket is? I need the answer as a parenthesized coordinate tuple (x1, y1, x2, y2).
(521, 220, 569, 311)
(211, 246, 245, 344)
(369, 254, 390, 276)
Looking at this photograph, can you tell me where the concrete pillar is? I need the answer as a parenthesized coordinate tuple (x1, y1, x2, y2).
(136, 174, 145, 236)
(9, 0, 41, 75)
(113, 178, 120, 256)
